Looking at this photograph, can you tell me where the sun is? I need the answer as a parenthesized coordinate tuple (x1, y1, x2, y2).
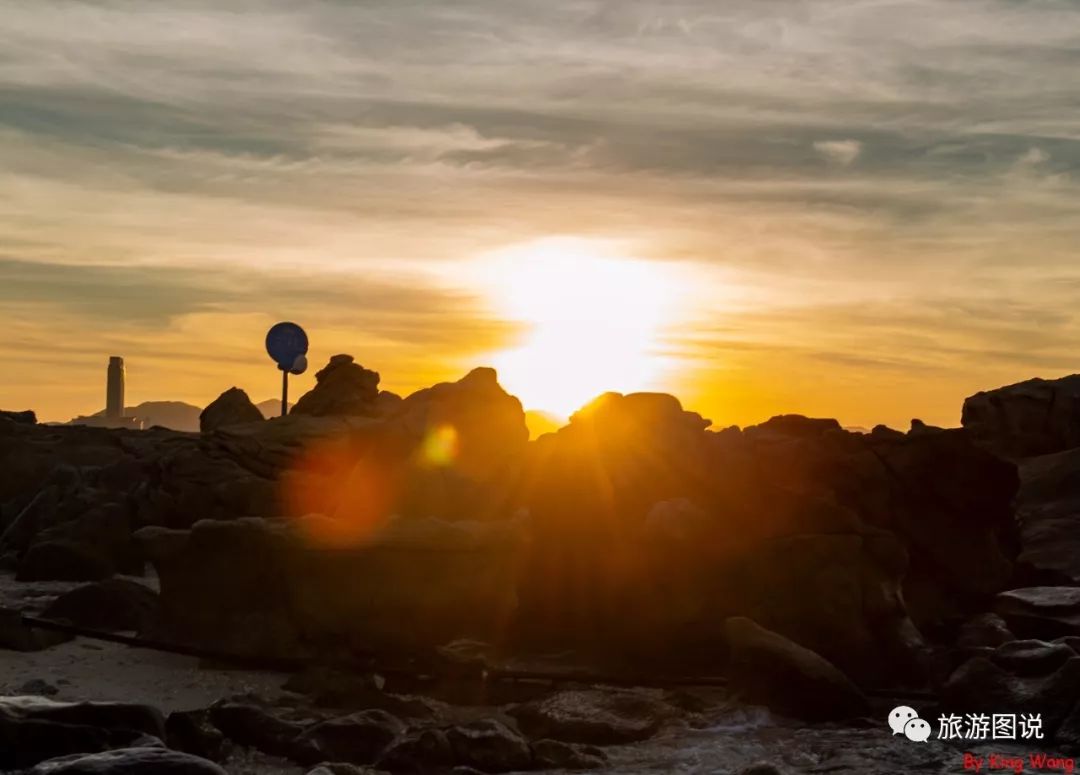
(475, 237, 677, 418)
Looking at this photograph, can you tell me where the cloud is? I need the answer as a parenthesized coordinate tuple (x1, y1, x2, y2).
(814, 139, 863, 166)
(1, 0, 1080, 426)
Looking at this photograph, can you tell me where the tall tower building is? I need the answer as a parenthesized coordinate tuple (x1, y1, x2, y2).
(106, 356, 125, 419)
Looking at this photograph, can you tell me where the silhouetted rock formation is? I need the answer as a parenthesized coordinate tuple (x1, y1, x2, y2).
(0, 409, 36, 425)
(1014, 447, 1080, 583)
(963, 374, 1080, 458)
(519, 395, 1016, 683)
(0, 365, 1034, 696)
(291, 354, 380, 417)
(199, 388, 264, 433)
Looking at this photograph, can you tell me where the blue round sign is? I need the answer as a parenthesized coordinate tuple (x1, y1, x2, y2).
(265, 322, 309, 371)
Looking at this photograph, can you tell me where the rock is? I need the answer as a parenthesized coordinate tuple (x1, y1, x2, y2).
(908, 419, 945, 435)
(992, 640, 1078, 676)
(292, 709, 404, 766)
(963, 374, 1080, 457)
(1, 409, 37, 425)
(19, 679, 59, 696)
(207, 699, 306, 759)
(997, 587, 1080, 640)
(17, 540, 113, 582)
(446, 719, 532, 773)
(1055, 703, 1080, 749)
(737, 765, 786, 775)
(291, 355, 381, 417)
(304, 765, 377, 775)
(199, 388, 264, 433)
(0, 608, 74, 651)
(42, 579, 158, 633)
(393, 366, 529, 484)
(956, 613, 1014, 649)
(1015, 447, 1080, 581)
(858, 428, 1019, 634)
(28, 747, 226, 774)
(871, 424, 905, 440)
(530, 739, 607, 770)
(510, 689, 678, 745)
(142, 516, 523, 660)
(377, 727, 453, 771)
(941, 656, 1080, 735)
(724, 617, 869, 722)
(743, 415, 842, 440)
(283, 668, 435, 719)
(164, 710, 230, 762)
(0, 696, 166, 769)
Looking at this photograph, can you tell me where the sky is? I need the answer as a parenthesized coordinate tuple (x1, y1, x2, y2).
(2, 0, 1080, 428)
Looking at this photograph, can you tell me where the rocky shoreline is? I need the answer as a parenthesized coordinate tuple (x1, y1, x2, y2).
(5, 361, 1080, 773)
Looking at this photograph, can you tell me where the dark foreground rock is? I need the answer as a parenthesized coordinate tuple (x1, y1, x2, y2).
(724, 617, 870, 721)
(509, 688, 681, 745)
(996, 587, 1080, 640)
(0, 697, 166, 769)
(28, 748, 226, 774)
(942, 654, 1080, 739)
(16, 540, 113, 582)
(293, 709, 405, 765)
(138, 515, 524, 659)
(446, 718, 532, 772)
(42, 579, 158, 633)
(0, 608, 74, 651)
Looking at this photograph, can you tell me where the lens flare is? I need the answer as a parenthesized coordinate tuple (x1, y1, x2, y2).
(420, 424, 459, 467)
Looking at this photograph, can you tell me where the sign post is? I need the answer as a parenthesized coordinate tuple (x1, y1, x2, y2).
(265, 322, 309, 417)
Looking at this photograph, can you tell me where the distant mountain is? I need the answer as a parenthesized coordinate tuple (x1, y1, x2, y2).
(256, 399, 291, 419)
(71, 401, 203, 432)
(525, 410, 565, 438)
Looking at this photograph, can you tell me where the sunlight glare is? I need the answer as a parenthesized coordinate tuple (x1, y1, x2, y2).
(477, 237, 679, 417)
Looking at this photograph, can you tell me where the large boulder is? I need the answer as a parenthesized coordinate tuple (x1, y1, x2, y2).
(0, 697, 166, 769)
(963, 375, 1080, 458)
(1015, 447, 1080, 581)
(137, 515, 525, 659)
(445, 718, 532, 772)
(393, 367, 530, 482)
(292, 710, 404, 765)
(199, 388, 264, 433)
(16, 540, 113, 582)
(291, 355, 380, 418)
(997, 587, 1080, 640)
(42, 579, 159, 633)
(723, 617, 870, 721)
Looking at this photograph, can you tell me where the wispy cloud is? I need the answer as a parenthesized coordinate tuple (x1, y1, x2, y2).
(1, 1, 1079, 424)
